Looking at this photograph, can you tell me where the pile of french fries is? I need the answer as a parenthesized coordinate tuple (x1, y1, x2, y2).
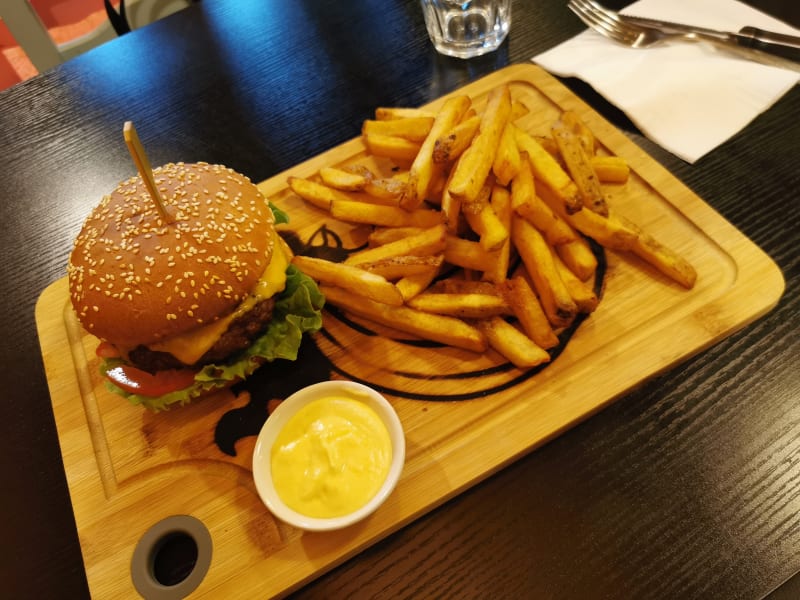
(286, 84, 696, 368)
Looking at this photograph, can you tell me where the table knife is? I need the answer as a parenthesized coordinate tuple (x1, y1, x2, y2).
(622, 14, 800, 62)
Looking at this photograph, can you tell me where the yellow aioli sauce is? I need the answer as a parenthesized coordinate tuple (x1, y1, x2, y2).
(271, 396, 393, 518)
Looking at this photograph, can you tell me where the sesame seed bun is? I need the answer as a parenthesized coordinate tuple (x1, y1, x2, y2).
(68, 162, 275, 348)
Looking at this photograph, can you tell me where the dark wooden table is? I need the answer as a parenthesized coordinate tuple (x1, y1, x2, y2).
(1, 1, 798, 598)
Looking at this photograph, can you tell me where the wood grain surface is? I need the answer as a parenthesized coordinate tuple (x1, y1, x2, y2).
(2, 1, 799, 599)
(35, 65, 785, 599)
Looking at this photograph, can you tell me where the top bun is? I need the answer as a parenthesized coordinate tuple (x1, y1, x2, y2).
(68, 162, 275, 348)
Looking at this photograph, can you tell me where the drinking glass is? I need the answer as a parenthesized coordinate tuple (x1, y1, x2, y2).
(420, 0, 512, 59)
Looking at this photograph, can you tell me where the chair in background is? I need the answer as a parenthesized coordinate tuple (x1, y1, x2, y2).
(0, 0, 191, 76)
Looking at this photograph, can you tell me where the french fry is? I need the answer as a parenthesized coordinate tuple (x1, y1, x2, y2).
(476, 317, 551, 368)
(321, 284, 487, 353)
(375, 107, 435, 120)
(618, 215, 697, 288)
(512, 217, 578, 328)
(514, 197, 577, 247)
(556, 236, 598, 282)
(444, 235, 496, 272)
(553, 252, 599, 313)
(363, 133, 421, 164)
(460, 176, 493, 216)
(448, 85, 512, 203)
(368, 226, 426, 247)
(461, 107, 478, 121)
(534, 134, 559, 158)
(319, 166, 368, 192)
(288, 176, 355, 211)
(564, 209, 637, 251)
(492, 121, 522, 186)
(432, 115, 481, 164)
(561, 110, 595, 156)
(331, 200, 442, 228)
(498, 276, 559, 349)
(591, 155, 630, 183)
(551, 120, 608, 216)
(513, 124, 574, 191)
(362, 117, 435, 142)
(464, 200, 508, 251)
(426, 167, 448, 205)
(511, 153, 576, 247)
(434, 102, 525, 167)
(440, 156, 463, 233)
(440, 191, 462, 233)
(395, 266, 441, 302)
(513, 124, 582, 214)
(430, 279, 499, 295)
(401, 95, 472, 210)
(364, 176, 407, 201)
(358, 254, 444, 280)
(407, 292, 511, 319)
(342, 164, 375, 178)
(392, 171, 410, 183)
(537, 184, 638, 251)
(346, 224, 447, 265)
(483, 185, 513, 283)
(291, 255, 403, 306)
(509, 151, 535, 208)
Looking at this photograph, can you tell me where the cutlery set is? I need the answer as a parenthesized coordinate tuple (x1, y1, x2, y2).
(567, 0, 800, 71)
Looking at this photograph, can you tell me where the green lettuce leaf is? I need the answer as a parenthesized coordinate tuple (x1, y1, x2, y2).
(102, 264, 324, 411)
(269, 201, 290, 225)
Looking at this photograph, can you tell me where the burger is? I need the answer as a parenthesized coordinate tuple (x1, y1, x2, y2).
(67, 161, 324, 411)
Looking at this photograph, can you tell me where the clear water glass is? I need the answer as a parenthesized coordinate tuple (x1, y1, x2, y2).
(421, 0, 512, 59)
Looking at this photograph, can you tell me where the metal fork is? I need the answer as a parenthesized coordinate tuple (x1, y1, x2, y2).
(566, 0, 800, 71)
(567, 0, 706, 49)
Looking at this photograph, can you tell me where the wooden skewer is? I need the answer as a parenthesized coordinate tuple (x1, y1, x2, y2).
(122, 121, 173, 223)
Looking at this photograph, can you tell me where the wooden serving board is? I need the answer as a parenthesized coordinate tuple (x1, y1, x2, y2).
(35, 64, 784, 599)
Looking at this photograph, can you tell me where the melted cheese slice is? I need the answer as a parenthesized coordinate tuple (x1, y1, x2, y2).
(149, 241, 289, 365)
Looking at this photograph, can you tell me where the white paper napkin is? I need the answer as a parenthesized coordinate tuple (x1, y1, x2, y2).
(533, 0, 800, 163)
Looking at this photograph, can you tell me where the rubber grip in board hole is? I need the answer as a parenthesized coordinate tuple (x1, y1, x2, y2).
(131, 514, 213, 599)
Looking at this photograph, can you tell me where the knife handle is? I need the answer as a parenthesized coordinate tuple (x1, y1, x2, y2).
(739, 27, 800, 50)
(738, 26, 800, 62)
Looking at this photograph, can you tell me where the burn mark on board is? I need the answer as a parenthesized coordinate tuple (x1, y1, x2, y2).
(280, 225, 356, 262)
(214, 336, 334, 456)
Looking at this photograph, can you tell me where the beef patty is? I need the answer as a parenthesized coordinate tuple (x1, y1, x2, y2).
(128, 297, 276, 372)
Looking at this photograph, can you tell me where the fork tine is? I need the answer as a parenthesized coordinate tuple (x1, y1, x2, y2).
(572, 0, 625, 32)
(568, 0, 641, 46)
(582, 0, 624, 22)
(579, 0, 648, 38)
(567, 1, 636, 45)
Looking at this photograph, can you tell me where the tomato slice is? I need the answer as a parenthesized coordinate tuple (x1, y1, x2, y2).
(95, 342, 122, 359)
(105, 364, 198, 397)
